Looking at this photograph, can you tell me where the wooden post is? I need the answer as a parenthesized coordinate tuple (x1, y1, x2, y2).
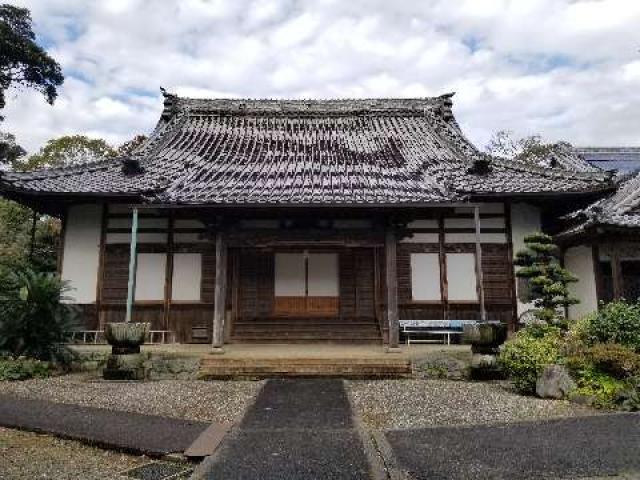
(212, 229, 228, 352)
(438, 214, 448, 320)
(592, 244, 603, 306)
(474, 206, 487, 322)
(29, 209, 37, 261)
(163, 213, 174, 331)
(385, 225, 400, 351)
(125, 208, 139, 323)
(611, 248, 624, 300)
(95, 204, 108, 329)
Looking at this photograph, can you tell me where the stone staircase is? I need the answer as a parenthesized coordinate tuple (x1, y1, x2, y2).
(230, 316, 382, 344)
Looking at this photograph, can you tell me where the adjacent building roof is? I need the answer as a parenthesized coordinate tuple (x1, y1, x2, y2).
(0, 92, 613, 208)
(557, 170, 640, 240)
(575, 147, 640, 173)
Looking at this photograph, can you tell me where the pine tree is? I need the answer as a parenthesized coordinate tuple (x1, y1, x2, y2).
(514, 232, 578, 323)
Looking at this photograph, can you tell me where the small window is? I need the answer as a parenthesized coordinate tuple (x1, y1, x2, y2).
(410, 253, 441, 301)
(446, 253, 478, 301)
(171, 253, 202, 301)
(135, 253, 166, 301)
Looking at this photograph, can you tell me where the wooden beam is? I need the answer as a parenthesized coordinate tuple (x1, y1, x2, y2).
(212, 229, 228, 351)
(125, 208, 139, 323)
(611, 247, 623, 300)
(474, 206, 487, 322)
(385, 226, 400, 350)
(592, 244, 603, 307)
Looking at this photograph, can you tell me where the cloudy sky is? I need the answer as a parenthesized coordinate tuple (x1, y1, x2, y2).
(3, 0, 640, 153)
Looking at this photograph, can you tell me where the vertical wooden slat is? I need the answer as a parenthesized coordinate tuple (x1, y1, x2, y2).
(212, 230, 228, 350)
(385, 226, 399, 349)
(474, 206, 487, 322)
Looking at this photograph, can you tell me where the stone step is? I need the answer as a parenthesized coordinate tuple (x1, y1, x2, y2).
(199, 357, 410, 378)
(229, 336, 382, 344)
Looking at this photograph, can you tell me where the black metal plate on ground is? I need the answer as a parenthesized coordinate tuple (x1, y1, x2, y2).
(124, 462, 193, 480)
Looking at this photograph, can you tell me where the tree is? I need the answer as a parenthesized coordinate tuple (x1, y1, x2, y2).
(0, 4, 64, 119)
(117, 134, 148, 156)
(486, 130, 572, 166)
(15, 135, 116, 171)
(0, 131, 25, 166)
(514, 232, 579, 323)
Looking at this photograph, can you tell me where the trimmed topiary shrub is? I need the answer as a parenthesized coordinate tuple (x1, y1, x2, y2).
(583, 300, 640, 352)
(498, 325, 563, 394)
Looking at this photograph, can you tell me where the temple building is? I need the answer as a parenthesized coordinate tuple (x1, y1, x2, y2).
(2, 91, 631, 348)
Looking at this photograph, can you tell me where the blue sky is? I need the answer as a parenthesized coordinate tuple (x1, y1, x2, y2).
(3, 0, 640, 153)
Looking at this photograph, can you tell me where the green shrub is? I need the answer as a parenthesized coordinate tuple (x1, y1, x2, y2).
(571, 365, 626, 409)
(0, 264, 78, 362)
(0, 355, 50, 381)
(498, 325, 563, 394)
(585, 343, 640, 379)
(584, 300, 640, 352)
(615, 377, 640, 412)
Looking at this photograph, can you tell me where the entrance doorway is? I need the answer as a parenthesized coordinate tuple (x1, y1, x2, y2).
(274, 251, 339, 315)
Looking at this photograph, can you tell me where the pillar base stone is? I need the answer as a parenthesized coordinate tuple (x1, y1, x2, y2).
(210, 346, 225, 355)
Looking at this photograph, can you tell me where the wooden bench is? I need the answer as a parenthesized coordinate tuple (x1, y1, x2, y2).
(399, 320, 478, 345)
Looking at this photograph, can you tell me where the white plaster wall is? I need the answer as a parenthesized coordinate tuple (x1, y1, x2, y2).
(172, 253, 202, 301)
(410, 253, 441, 300)
(446, 253, 478, 301)
(61, 204, 102, 303)
(510, 203, 542, 316)
(564, 246, 598, 319)
(135, 253, 167, 301)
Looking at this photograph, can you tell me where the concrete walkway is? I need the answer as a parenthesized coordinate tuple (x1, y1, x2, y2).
(195, 379, 372, 479)
(386, 413, 640, 479)
(0, 393, 210, 456)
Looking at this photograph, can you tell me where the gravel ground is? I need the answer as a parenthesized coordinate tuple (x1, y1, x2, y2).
(347, 379, 600, 430)
(0, 374, 263, 423)
(0, 427, 147, 480)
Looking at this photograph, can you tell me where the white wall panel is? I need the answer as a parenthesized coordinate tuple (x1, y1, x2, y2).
(447, 253, 478, 301)
(511, 203, 542, 315)
(308, 253, 339, 296)
(171, 253, 202, 301)
(135, 253, 166, 301)
(61, 204, 102, 303)
(275, 253, 305, 296)
(564, 246, 598, 319)
(410, 253, 441, 300)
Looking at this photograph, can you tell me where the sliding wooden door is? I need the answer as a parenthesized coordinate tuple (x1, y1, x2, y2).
(274, 252, 339, 315)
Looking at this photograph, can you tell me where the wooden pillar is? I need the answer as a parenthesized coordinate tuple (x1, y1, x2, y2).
(212, 229, 228, 352)
(438, 214, 449, 320)
(125, 207, 139, 323)
(473, 206, 487, 322)
(385, 226, 400, 351)
(611, 248, 624, 300)
(592, 244, 603, 306)
(163, 213, 174, 331)
(95, 204, 108, 328)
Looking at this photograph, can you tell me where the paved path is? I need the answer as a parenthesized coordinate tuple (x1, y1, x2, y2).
(386, 413, 640, 479)
(196, 379, 372, 479)
(0, 393, 210, 455)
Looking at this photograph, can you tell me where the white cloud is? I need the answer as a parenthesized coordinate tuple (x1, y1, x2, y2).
(1, 0, 639, 153)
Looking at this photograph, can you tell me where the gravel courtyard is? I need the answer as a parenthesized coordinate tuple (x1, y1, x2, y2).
(0, 427, 148, 480)
(347, 379, 599, 430)
(0, 374, 263, 423)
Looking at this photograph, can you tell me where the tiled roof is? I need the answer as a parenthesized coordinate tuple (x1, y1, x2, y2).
(558, 170, 640, 238)
(0, 92, 613, 207)
(574, 147, 640, 173)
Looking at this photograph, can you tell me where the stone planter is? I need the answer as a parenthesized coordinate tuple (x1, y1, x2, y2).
(103, 322, 150, 380)
(463, 321, 507, 379)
